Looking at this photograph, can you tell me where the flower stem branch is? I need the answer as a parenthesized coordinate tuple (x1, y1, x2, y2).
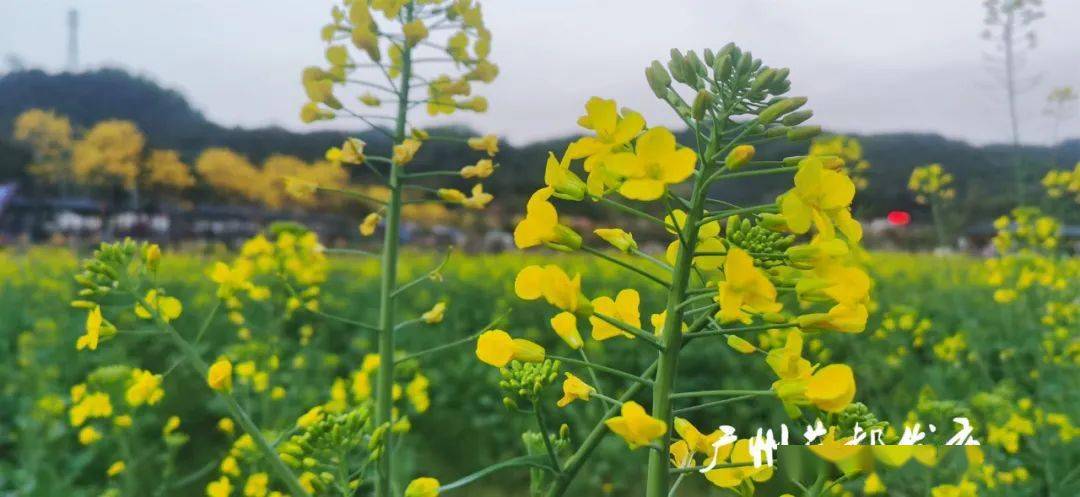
(140, 299, 311, 497)
(581, 246, 671, 288)
(669, 389, 774, 400)
(549, 355, 655, 387)
(438, 455, 554, 493)
(544, 362, 658, 497)
(591, 312, 665, 350)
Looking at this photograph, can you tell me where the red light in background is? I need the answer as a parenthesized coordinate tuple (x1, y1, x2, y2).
(887, 210, 911, 226)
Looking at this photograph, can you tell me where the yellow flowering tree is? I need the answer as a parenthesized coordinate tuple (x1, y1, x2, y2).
(476, 45, 872, 497)
(72, 119, 196, 206)
(908, 163, 955, 247)
(295, 1, 500, 496)
(12, 108, 74, 192)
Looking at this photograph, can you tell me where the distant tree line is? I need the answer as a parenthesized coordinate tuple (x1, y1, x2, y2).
(1, 68, 1077, 226)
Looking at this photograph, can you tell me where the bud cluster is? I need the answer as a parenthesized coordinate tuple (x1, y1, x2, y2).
(71, 239, 159, 307)
(645, 44, 819, 142)
(499, 359, 561, 409)
(279, 407, 375, 490)
(725, 215, 796, 268)
(835, 402, 889, 440)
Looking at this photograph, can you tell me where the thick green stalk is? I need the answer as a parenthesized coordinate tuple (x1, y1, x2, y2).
(930, 198, 948, 249)
(645, 165, 709, 497)
(144, 300, 310, 497)
(374, 5, 414, 497)
(544, 362, 657, 497)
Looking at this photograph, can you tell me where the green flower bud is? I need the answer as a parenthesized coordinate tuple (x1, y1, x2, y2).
(764, 125, 789, 138)
(782, 110, 813, 126)
(692, 90, 714, 120)
(714, 54, 732, 80)
(758, 98, 795, 123)
(750, 68, 776, 94)
(782, 155, 808, 166)
(279, 453, 301, 468)
(725, 144, 755, 170)
(546, 225, 582, 252)
(736, 51, 753, 75)
(645, 61, 671, 98)
(786, 125, 821, 141)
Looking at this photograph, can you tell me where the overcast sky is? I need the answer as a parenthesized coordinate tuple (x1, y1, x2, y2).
(2, 1, 1078, 146)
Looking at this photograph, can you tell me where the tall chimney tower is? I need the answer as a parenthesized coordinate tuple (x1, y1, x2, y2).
(67, 9, 79, 71)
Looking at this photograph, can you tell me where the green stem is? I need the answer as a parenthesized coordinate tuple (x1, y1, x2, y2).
(544, 362, 658, 497)
(576, 348, 604, 397)
(645, 154, 710, 497)
(391, 250, 451, 298)
(590, 392, 624, 407)
(669, 461, 755, 475)
(581, 246, 671, 288)
(930, 198, 948, 249)
(697, 203, 777, 225)
(598, 197, 666, 227)
(670, 389, 774, 400)
(685, 321, 797, 339)
(439, 455, 553, 493)
(549, 355, 654, 387)
(533, 402, 562, 471)
(591, 312, 665, 349)
(710, 165, 798, 182)
(315, 185, 387, 205)
(402, 169, 463, 178)
(143, 300, 310, 497)
(323, 247, 380, 257)
(374, 4, 414, 496)
(673, 394, 759, 415)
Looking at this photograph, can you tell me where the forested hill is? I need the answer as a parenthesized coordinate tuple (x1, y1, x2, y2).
(1, 68, 1077, 220)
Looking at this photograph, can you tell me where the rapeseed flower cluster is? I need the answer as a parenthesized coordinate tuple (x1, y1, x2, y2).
(476, 45, 874, 496)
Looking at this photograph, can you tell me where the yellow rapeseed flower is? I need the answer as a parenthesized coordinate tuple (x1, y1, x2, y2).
(360, 212, 381, 236)
(134, 289, 183, 322)
(549, 312, 584, 349)
(460, 159, 494, 179)
(513, 187, 581, 250)
(515, 265, 590, 314)
(605, 127, 696, 201)
(393, 139, 422, 165)
(804, 364, 856, 412)
(605, 401, 667, 449)
(78, 426, 101, 445)
(780, 157, 860, 241)
(568, 97, 645, 160)
(244, 473, 269, 497)
(208, 359, 233, 392)
(461, 183, 493, 210)
(402, 19, 429, 47)
(76, 306, 104, 351)
(107, 460, 125, 477)
(594, 228, 637, 253)
(590, 289, 641, 341)
(404, 477, 440, 497)
(556, 373, 594, 407)
(543, 151, 587, 200)
(467, 134, 499, 156)
(422, 302, 447, 324)
(475, 330, 545, 367)
(704, 439, 773, 488)
(716, 248, 782, 323)
(206, 476, 232, 497)
(126, 369, 164, 407)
